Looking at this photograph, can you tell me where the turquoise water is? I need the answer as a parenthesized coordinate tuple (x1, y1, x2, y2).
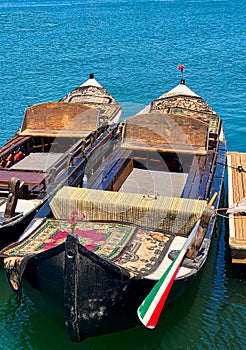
(0, 0, 245, 349)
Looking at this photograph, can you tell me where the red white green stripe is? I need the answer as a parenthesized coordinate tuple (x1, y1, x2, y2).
(137, 220, 200, 329)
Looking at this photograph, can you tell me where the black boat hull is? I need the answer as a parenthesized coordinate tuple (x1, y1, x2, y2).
(22, 233, 197, 341)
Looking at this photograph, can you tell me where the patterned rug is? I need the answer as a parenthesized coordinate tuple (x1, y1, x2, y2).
(1, 219, 174, 299)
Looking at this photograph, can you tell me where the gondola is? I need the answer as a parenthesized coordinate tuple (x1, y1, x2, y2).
(0, 73, 121, 248)
(0, 72, 226, 341)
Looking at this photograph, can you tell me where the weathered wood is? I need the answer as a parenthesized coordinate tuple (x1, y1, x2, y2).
(186, 206, 214, 260)
(112, 159, 134, 191)
(4, 177, 22, 218)
(0, 170, 46, 187)
(181, 156, 200, 198)
(189, 156, 206, 198)
(19, 102, 99, 137)
(88, 149, 131, 190)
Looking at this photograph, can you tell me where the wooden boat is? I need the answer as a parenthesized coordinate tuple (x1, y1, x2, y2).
(0, 75, 227, 341)
(0, 73, 121, 249)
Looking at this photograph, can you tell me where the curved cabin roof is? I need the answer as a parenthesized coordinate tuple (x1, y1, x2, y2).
(60, 74, 122, 124)
(122, 113, 209, 155)
(60, 75, 118, 104)
(140, 80, 221, 135)
(18, 102, 99, 138)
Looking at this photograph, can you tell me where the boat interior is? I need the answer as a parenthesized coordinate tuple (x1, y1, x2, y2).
(41, 111, 220, 279)
(0, 102, 102, 201)
(83, 112, 218, 201)
(0, 102, 111, 223)
(47, 111, 219, 241)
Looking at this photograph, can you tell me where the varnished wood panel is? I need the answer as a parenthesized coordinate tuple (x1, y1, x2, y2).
(124, 113, 209, 151)
(19, 102, 99, 136)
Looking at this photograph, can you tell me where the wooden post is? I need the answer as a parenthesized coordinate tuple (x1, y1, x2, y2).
(80, 140, 86, 156)
(186, 206, 214, 260)
(89, 132, 95, 145)
(4, 177, 21, 219)
(66, 153, 73, 169)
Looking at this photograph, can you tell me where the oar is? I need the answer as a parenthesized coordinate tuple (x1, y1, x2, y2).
(137, 219, 201, 329)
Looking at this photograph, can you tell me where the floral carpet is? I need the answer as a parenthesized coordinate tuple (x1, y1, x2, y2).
(0, 219, 174, 299)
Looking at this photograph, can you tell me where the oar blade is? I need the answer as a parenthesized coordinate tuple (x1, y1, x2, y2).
(137, 250, 185, 328)
(137, 220, 200, 329)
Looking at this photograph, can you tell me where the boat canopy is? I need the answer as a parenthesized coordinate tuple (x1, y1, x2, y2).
(18, 102, 99, 138)
(121, 113, 209, 154)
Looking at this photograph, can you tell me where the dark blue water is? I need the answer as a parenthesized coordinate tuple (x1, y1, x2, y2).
(0, 1, 245, 349)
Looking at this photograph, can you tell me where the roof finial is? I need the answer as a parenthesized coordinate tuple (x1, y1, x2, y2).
(178, 64, 185, 84)
(89, 73, 94, 79)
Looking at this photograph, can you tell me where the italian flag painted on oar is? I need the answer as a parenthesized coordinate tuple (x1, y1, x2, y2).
(137, 219, 201, 329)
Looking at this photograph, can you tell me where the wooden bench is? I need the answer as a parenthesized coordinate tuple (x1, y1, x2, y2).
(0, 170, 46, 198)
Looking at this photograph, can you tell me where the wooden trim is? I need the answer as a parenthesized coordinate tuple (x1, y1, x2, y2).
(0, 170, 46, 186)
(232, 257, 246, 264)
(18, 129, 92, 138)
(121, 142, 207, 155)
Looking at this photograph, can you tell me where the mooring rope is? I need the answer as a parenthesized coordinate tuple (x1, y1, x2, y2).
(215, 207, 246, 219)
(216, 162, 246, 173)
(227, 164, 246, 173)
(205, 159, 246, 218)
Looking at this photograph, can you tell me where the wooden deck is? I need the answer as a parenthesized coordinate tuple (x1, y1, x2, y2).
(227, 151, 246, 264)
